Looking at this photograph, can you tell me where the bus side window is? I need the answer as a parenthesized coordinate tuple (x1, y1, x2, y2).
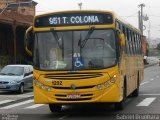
(130, 31, 135, 54)
(137, 35, 141, 54)
(133, 32, 138, 55)
(126, 28, 130, 55)
(122, 26, 127, 54)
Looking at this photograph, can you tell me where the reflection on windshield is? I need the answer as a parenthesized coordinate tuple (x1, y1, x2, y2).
(78, 27, 94, 48)
(34, 29, 117, 70)
(0, 66, 24, 76)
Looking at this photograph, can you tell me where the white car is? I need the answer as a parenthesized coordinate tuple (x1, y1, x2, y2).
(0, 65, 33, 94)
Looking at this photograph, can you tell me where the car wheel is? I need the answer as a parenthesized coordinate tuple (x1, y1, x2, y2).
(18, 84, 24, 94)
(49, 104, 62, 113)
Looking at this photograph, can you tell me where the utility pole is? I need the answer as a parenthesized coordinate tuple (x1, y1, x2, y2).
(78, 2, 82, 10)
(148, 20, 151, 47)
(138, 11, 141, 31)
(138, 3, 145, 35)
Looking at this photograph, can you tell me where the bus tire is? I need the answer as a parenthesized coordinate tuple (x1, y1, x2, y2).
(49, 104, 62, 113)
(114, 81, 126, 110)
(132, 87, 139, 97)
(132, 74, 139, 97)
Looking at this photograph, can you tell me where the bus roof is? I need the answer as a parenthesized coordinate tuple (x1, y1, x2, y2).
(35, 10, 141, 34)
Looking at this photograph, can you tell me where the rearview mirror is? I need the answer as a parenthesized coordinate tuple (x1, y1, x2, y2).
(119, 33, 126, 46)
(24, 73, 28, 77)
(25, 26, 33, 56)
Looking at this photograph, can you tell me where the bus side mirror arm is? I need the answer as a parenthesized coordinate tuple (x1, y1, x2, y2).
(119, 33, 126, 47)
(25, 26, 33, 56)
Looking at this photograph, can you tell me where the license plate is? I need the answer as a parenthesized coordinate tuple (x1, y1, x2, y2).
(0, 84, 6, 88)
(67, 93, 80, 99)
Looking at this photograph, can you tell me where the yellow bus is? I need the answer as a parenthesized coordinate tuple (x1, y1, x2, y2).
(25, 10, 144, 112)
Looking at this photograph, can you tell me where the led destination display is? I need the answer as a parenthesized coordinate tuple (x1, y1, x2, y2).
(35, 12, 113, 27)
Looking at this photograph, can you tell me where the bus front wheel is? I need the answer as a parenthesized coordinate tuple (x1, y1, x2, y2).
(49, 104, 62, 113)
(114, 82, 127, 110)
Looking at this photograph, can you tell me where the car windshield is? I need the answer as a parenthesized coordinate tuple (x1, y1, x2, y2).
(34, 29, 117, 70)
(0, 66, 24, 76)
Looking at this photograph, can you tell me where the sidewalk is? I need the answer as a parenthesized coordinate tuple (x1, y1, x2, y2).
(144, 62, 158, 68)
(144, 56, 159, 68)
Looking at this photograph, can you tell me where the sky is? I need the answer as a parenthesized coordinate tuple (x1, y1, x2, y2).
(34, 0, 160, 39)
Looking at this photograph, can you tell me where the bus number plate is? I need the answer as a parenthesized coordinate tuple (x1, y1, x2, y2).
(67, 93, 80, 99)
(52, 81, 62, 85)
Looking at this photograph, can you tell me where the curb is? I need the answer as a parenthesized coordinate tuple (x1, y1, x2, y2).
(144, 63, 158, 68)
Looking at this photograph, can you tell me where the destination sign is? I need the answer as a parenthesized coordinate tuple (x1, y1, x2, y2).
(34, 12, 113, 27)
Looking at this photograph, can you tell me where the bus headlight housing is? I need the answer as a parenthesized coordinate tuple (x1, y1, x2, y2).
(46, 86, 51, 91)
(110, 77, 116, 83)
(39, 84, 44, 89)
(110, 75, 116, 83)
(97, 84, 103, 90)
(104, 82, 110, 87)
(34, 79, 51, 91)
(34, 79, 39, 85)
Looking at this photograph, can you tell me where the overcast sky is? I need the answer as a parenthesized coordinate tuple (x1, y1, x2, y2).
(34, 0, 160, 39)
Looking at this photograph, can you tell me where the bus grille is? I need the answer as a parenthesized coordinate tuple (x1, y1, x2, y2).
(56, 98, 92, 101)
(55, 93, 93, 101)
(44, 72, 103, 80)
(53, 85, 95, 89)
(55, 94, 93, 97)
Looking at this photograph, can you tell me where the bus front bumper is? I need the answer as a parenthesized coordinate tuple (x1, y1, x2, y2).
(33, 84, 121, 104)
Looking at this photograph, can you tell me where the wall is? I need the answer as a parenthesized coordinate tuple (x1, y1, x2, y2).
(141, 36, 148, 56)
(0, 0, 35, 16)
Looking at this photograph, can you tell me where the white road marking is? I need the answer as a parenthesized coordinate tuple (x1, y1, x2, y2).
(150, 78, 154, 81)
(0, 95, 29, 98)
(140, 81, 149, 86)
(0, 100, 13, 105)
(25, 104, 44, 109)
(0, 92, 33, 98)
(136, 97, 156, 106)
(59, 115, 70, 120)
(0, 99, 34, 109)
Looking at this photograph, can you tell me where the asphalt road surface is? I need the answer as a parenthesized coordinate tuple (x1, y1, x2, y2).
(0, 64, 160, 120)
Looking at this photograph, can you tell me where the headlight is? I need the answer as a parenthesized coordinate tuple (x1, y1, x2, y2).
(39, 84, 44, 89)
(110, 77, 116, 83)
(10, 80, 17, 84)
(97, 84, 102, 90)
(104, 82, 110, 87)
(34, 79, 39, 85)
(46, 86, 51, 91)
(34, 79, 51, 91)
(110, 75, 117, 83)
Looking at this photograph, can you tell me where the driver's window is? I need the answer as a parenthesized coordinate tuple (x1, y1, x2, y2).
(24, 67, 29, 75)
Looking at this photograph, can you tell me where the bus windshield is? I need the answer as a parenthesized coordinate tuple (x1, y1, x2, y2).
(34, 29, 117, 70)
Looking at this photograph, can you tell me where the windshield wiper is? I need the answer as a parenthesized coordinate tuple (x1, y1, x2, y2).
(78, 27, 95, 48)
(52, 30, 62, 49)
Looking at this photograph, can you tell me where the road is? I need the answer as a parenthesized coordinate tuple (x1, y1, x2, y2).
(0, 64, 160, 120)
